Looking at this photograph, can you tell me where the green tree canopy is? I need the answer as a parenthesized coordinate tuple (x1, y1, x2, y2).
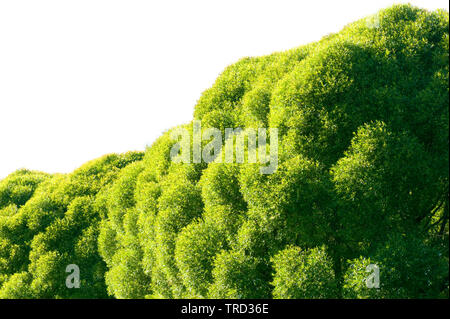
(0, 4, 448, 299)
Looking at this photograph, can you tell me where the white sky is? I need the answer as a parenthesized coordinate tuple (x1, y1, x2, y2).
(0, 0, 448, 179)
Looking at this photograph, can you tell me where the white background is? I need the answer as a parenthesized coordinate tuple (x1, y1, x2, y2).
(1, 0, 448, 178)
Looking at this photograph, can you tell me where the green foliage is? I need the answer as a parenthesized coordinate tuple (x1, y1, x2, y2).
(343, 234, 448, 298)
(99, 161, 151, 298)
(272, 246, 337, 298)
(0, 169, 50, 209)
(175, 220, 226, 298)
(208, 250, 271, 299)
(0, 272, 33, 299)
(331, 121, 445, 254)
(0, 4, 448, 299)
(0, 152, 144, 298)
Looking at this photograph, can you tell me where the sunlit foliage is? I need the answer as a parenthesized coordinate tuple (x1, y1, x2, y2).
(0, 5, 448, 298)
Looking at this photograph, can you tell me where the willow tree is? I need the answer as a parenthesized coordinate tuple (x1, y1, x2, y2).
(101, 4, 449, 299)
(0, 4, 447, 299)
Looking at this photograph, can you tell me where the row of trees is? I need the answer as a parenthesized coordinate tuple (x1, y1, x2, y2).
(0, 4, 448, 298)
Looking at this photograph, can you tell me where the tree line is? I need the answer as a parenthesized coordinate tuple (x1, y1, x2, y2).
(0, 4, 448, 298)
